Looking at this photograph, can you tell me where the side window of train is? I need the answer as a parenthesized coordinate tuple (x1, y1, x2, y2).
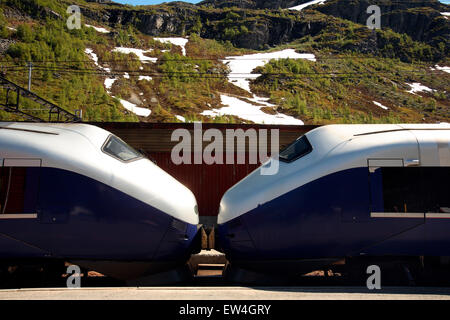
(419, 167, 450, 213)
(102, 135, 142, 162)
(279, 135, 313, 163)
(0, 159, 41, 219)
(369, 163, 450, 214)
(379, 167, 423, 213)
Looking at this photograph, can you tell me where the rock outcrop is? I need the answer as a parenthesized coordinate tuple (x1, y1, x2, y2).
(198, 0, 309, 9)
(315, 0, 449, 44)
(0, 39, 15, 54)
(81, 5, 327, 50)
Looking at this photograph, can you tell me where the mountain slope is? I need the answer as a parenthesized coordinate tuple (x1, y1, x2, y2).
(315, 0, 449, 46)
(198, 0, 307, 9)
(81, 1, 448, 57)
(0, 0, 448, 124)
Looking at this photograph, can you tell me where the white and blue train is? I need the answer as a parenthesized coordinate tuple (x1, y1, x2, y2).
(218, 124, 450, 278)
(0, 122, 200, 281)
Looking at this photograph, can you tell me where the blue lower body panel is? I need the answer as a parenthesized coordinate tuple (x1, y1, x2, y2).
(219, 167, 449, 269)
(0, 167, 199, 275)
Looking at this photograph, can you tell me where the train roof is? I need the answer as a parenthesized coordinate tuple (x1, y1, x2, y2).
(218, 123, 450, 224)
(305, 123, 450, 142)
(0, 122, 111, 148)
(303, 123, 450, 158)
(0, 122, 199, 225)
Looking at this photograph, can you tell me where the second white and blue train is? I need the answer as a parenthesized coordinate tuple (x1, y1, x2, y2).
(218, 124, 450, 278)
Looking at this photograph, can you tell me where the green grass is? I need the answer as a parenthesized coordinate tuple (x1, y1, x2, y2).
(252, 53, 449, 124)
(0, 0, 447, 124)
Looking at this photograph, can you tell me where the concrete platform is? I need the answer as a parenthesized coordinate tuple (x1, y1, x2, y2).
(1, 287, 450, 300)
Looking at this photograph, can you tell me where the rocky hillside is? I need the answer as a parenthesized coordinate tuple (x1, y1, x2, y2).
(198, 0, 309, 9)
(0, 0, 448, 124)
(76, 0, 449, 57)
(198, 0, 450, 52)
(315, 0, 449, 45)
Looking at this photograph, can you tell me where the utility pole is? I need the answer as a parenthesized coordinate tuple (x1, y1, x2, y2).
(27, 62, 32, 91)
(75, 109, 83, 120)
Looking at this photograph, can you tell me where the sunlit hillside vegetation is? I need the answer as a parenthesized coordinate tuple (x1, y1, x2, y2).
(0, 0, 448, 124)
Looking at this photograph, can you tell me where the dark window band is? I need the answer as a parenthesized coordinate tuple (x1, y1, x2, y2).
(102, 135, 142, 162)
(279, 135, 313, 163)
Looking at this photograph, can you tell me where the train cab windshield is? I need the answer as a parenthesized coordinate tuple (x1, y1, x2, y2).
(102, 135, 142, 162)
(279, 135, 313, 163)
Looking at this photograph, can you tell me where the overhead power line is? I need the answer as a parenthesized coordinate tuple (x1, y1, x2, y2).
(2, 70, 432, 80)
(0, 54, 437, 64)
(18, 64, 435, 76)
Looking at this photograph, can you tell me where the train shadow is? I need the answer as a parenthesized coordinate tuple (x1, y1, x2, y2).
(4, 263, 450, 293)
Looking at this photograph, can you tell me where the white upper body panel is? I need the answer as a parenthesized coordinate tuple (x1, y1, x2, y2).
(0, 122, 198, 225)
(218, 124, 450, 224)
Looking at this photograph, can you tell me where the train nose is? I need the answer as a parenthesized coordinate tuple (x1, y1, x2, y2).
(218, 163, 279, 225)
(151, 183, 201, 260)
(217, 217, 256, 260)
(121, 158, 199, 225)
(120, 159, 201, 259)
(217, 186, 259, 259)
(217, 161, 289, 259)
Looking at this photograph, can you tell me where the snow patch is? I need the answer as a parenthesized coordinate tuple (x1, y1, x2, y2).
(211, 49, 313, 125)
(112, 47, 157, 63)
(289, 0, 327, 11)
(85, 24, 110, 33)
(85, 48, 100, 67)
(222, 49, 315, 92)
(176, 115, 186, 122)
(104, 78, 116, 92)
(138, 76, 152, 81)
(373, 101, 389, 110)
(115, 97, 151, 117)
(248, 96, 277, 107)
(201, 94, 304, 125)
(86, 48, 115, 92)
(153, 37, 189, 56)
(406, 82, 436, 95)
(123, 72, 130, 79)
(431, 65, 450, 74)
(85, 48, 110, 72)
(7, 26, 16, 31)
